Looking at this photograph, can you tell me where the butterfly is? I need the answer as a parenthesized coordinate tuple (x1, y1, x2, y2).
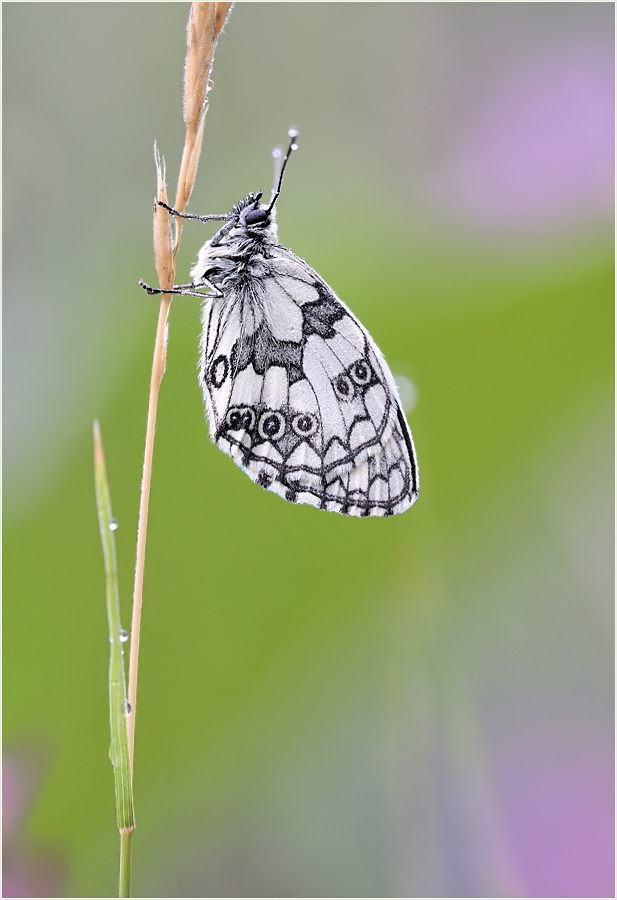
(140, 130, 419, 517)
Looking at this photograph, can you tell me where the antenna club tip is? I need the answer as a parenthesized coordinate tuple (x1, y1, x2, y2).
(288, 127, 299, 139)
(272, 148, 282, 159)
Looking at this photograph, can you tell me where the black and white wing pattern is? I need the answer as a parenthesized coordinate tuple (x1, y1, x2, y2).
(199, 249, 419, 517)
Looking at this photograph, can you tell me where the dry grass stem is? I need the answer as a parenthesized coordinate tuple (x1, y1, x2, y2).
(128, 1, 232, 776)
(153, 149, 174, 291)
(186, 115, 207, 214)
(174, 1, 233, 253)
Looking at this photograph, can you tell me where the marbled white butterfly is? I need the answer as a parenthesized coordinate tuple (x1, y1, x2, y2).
(140, 130, 419, 516)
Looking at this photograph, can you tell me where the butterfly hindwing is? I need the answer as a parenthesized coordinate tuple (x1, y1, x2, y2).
(200, 247, 419, 516)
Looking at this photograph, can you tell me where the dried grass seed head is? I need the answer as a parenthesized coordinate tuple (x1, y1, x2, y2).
(184, 3, 217, 133)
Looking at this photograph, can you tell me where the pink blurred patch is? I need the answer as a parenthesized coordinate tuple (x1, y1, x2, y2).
(430, 43, 614, 229)
(3, 749, 67, 898)
(494, 721, 614, 897)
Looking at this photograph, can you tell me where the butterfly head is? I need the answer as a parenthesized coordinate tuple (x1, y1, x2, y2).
(219, 132, 300, 240)
(225, 191, 278, 244)
(191, 131, 298, 278)
(233, 192, 271, 227)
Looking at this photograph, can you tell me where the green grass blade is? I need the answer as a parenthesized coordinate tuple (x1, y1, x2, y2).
(93, 421, 135, 897)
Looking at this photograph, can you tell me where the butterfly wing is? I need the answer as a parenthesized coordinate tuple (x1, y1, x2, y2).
(200, 249, 419, 516)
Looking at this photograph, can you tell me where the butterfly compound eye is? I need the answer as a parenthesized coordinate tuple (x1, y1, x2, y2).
(243, 207, 270, 226)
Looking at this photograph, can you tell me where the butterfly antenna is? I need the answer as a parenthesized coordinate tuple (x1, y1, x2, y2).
(271, 148, 282, 194)
(266, 128, 299, 214)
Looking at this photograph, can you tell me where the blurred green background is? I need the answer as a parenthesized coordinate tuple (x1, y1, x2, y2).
(3, 3, 614, 897)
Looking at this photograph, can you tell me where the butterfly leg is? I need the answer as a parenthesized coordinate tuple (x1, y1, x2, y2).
(157, 201, 230, 224)
(138, 279, 220, 299)
(156, 200, 235, 250)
